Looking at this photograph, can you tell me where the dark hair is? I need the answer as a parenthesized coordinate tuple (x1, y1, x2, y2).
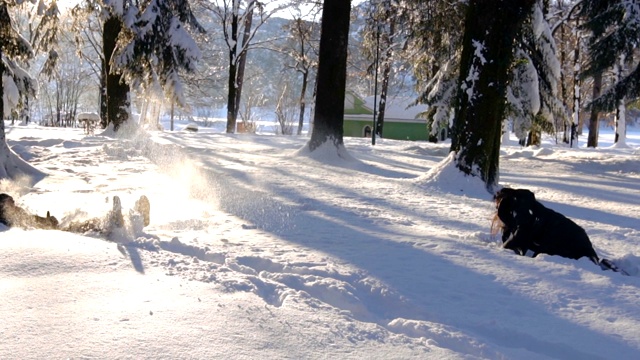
(0, 193, 14, 204)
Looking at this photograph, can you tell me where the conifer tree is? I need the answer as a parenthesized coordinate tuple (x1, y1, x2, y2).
(114, 0, 205, 109)
(405, 1, 465, 141)
(508, 2, 565, 146)
(451, 0, 536, 191)
(1, 0, 58, 180)
(408, 0, 562, 150)
(580, 0, 640, 146)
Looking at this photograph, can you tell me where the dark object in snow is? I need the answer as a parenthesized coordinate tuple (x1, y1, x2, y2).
(0, 193, 58, 229)
(134, 195, 151, 227)
(0, 193, 151, 235)
(492, 188, 627, 275)
(184, 123, 199, 132)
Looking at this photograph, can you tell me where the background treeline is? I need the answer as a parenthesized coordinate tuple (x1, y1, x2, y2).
(3, 0, 639, 142)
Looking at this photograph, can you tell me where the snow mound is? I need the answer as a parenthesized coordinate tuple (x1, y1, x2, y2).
(415, 152, 491, 199)
(294, 139, 357, 164)
(503, 146, 554, 158)
(387, 318, 502, 359)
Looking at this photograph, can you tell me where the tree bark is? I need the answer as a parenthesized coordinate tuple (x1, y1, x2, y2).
(100, 57, 108, 129)
(614, 55, 626, 145)
(308, 0, 351, 152)
(226, 11, 240, 133)
(297, 70, 308, 135)
(103, 16, 130, 132)
(587, 71, 602, 148)
(376, 15, 395, 137)
(451, 0, 535, 191)
(234, 4, 254, 125)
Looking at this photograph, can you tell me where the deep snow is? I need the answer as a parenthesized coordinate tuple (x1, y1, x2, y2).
(1, 119, 639, 359)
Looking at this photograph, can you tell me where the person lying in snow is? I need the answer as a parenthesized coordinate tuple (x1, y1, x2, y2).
(0, 193, 150, 234)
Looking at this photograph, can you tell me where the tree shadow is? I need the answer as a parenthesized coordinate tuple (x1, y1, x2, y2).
(139, 135, 640, 359)
(119, 243, 145, 274)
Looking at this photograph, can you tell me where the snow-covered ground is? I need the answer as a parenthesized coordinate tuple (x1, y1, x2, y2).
(1, 119, 639, 359)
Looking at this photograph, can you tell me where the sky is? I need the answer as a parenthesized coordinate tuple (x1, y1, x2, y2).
(1, 117, 639, 359)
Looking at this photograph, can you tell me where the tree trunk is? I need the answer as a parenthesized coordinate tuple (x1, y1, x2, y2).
(226, 11, 240, 133)
(234, 4, 254, 125)
(1, 50, 5, 130)
(100, 59, 108, 129)
(587, 71, 602, 148)
(103, 16, 130, 132)
(572, 22, 582, 142)
(226, 60, 238, 133)
(22, 96, 30, 124)
(376, 16, 395, 137)
(170, 101, 175, 131)
(615, 98, 626, 145)
(0, 52, 12, 178)
(614, 55, 626, 145)
(297, 70, 308, 135)
(308, 0, 351, 152)
(451, 0, 535, 191)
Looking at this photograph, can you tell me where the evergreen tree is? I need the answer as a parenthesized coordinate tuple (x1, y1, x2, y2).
(1, 0, 58, 180)
(114, 0, 205, 109)
(580, 0, 640, 146)
(401, 1, 464, 142)
(102, 1, 135, 131)
(548, 0, 586, 145)
(451, 0, 536, 191)
(508, 1, 565, 146)
(307, 0, 351, 154)
(408, 0, 562, 149)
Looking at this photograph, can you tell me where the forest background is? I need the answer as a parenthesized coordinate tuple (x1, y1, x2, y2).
(3, 0, 638, 141)
(1, 0, 640, 192)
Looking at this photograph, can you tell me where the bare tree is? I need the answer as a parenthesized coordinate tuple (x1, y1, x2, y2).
(274, 83, 296, 135)
(363, 0, 399, 138)
(281, 4, 320, 135)
(71, 0, 106, 124)
(200, 0, 291, 133)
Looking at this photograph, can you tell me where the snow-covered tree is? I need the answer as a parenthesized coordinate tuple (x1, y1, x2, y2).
(548, 0, 585, 145)
(451, 0, 537, 192)
(404, 1, 464, 142)
(409, 0, 563, 150)
(508, 1, 565, 146)
(1, 0, 58, 180)
(101, 1, 136, 131)
(580, 0, 640, 146)
(85, 0, 202, 132)
(114, 0, 204, 111)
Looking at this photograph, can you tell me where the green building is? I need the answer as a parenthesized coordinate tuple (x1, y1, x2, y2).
(343, 92, 430, 141)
